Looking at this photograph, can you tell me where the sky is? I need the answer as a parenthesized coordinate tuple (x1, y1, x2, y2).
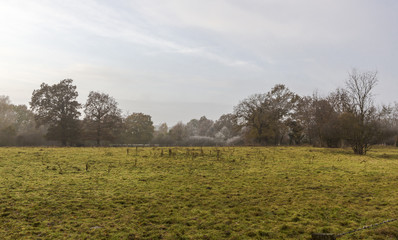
(0, 0, 397, 126)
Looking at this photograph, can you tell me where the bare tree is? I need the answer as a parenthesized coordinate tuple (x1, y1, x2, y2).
(152, 123, 171, 145)
(343, 69, 379, 154)
(346, 69, 378, 121)
(186, 116, 214, 137)
(168, 122, 187, 144)
(213, 113, 240, 140)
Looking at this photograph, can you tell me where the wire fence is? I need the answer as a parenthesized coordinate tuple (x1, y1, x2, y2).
(312, 218, 398, 240)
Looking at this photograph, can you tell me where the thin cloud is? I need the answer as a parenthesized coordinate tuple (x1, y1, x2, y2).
(0, 0, 397, 124)
(0, 1, 257, 69)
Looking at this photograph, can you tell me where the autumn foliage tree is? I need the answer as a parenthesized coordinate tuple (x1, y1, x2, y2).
(311, 98, 341, 147)
(123, 113, 154, 144)
(83, 91, 122, 145)
(30, 79, 81, 146)
(234, 84, 299, 145)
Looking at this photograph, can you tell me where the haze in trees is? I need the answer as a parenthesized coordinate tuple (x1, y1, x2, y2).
(3, 68, 396, 152)
(0, 96, 46, 146)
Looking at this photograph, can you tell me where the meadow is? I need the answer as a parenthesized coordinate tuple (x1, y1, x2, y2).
(0, 146, 398, 239)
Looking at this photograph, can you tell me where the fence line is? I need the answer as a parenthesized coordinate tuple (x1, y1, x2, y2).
(312, 218, 398, 240)
(336, 218, 397, 238)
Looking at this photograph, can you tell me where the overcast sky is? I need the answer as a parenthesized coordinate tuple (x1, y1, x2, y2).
(0, 0, 397, 125)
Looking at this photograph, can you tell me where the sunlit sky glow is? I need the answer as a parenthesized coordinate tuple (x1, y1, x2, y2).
(1, 0, 397, 125)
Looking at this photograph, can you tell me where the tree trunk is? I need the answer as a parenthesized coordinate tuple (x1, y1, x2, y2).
(96, 122, 101, 146)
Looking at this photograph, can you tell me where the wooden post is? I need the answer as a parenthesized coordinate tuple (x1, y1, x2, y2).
(311, 233, 336, 240)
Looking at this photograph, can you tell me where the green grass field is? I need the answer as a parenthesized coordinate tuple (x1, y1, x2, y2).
(1, 146, 398, 239)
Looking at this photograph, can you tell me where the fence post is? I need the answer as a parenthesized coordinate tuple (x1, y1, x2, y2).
(311, 233, 336, 240)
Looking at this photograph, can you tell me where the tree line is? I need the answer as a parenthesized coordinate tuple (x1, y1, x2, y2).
(0, 69, 397, 154)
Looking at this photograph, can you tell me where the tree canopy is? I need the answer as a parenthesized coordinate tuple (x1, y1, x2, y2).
(123, 113, 154, 144)
(234, 84, 299, 145)
(30, 79, 81, 146)
(84, 91, 122, 145)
